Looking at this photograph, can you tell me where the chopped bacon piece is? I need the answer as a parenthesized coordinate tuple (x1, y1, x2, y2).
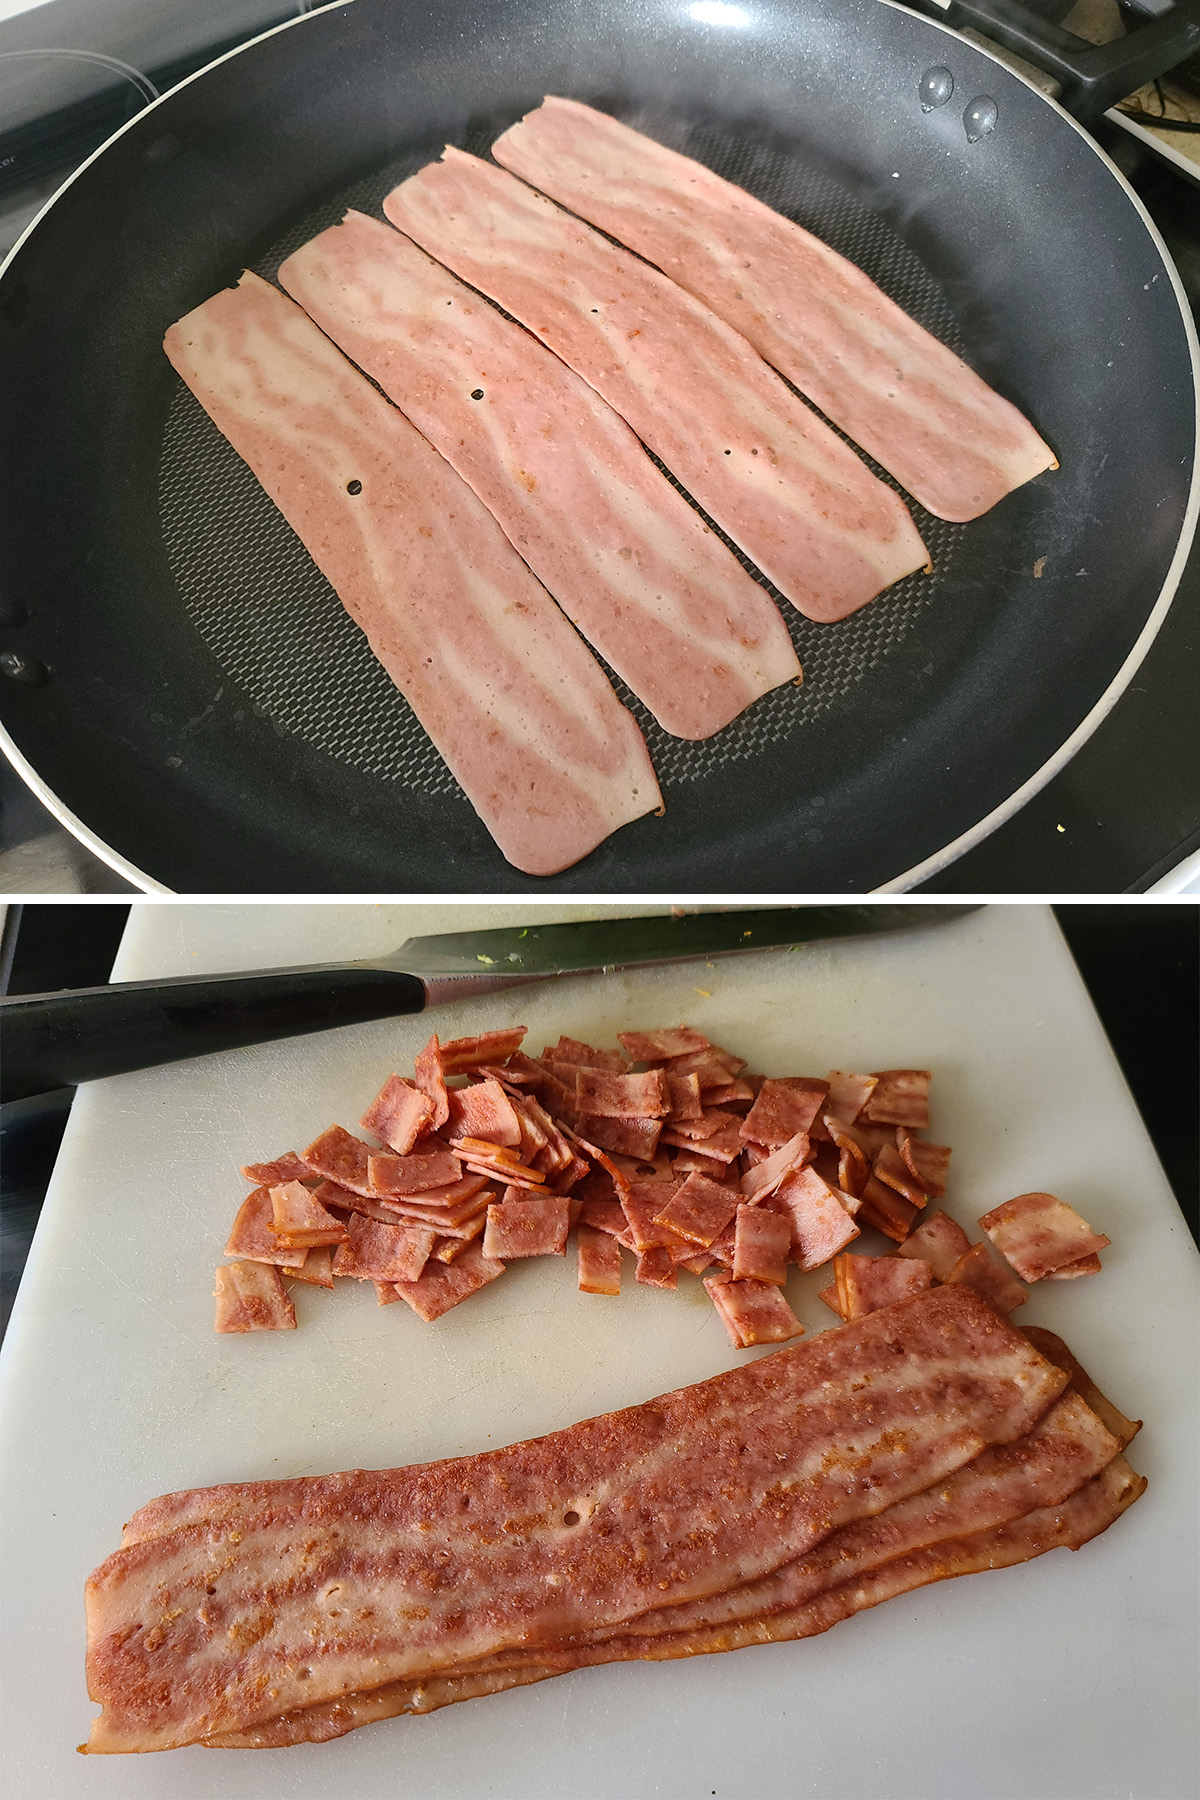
(574, 1068, 670, 1119)
(438, 1028, 528, 1074)
(333, 1214, 436, 1284)
(732, 1205, 790, 1285)
(825, 1072, 877, 1124)
(832, 1253, 932, 1321)
(1045, 1253, 1103, 1279)
(617, 1026, 711, 1062)
(374, 1280, 402, 1305)
(740, 1131, 811, 1203)
(445, 1079, 522, 1148)
(620, 1183, 692, 1255)
(702, 1079, 756, 1107)
(670, 1147, 730, 1180)
(896, 1209, 971, 1282)
(577, 1225, 622, 1295)
(414, 1035, 451, 1131)
(665, 1071, 703, 1120)
(661, 1047, 745, 1086)
(978, 1192, 1110, 1283)
(359, 1076, 435, 1155)
(391, 1241, 506, 1322)
(213, 1261, 296, 1333)
(223, 1187, 307, 1269)
(544, 1036, 626, 1071)
(268, 1181, 350, 1248)
(740, 1078, 829, 1148)
(481, 1197, 570, 1259)
(368, 1147, 463, 1196)
(821, 1114, 870, 1198)
(574, 1114, 663, 1160)
(290, 1245, 335, 1289)
(660, 1113, 743, 1164)
(944, 1241, 1027, 1312)
(578, 1200, 636, 1251)
(431, 1223, 485, 1263)
(704, 1272, 804, 1347)
(300, 1125, 376, 1194)
(818, 1283, 844, 1319)
(855, 1175, 920, 1243)
(898, 1132, 951, 1199)
(652, 1171, 740, 1248)
(871, 1141, 928, 1209)
(863, 1070, 931, 1129)
(635, 1247, 677, 1289)
(772, 1167, 861, 1271)
(239, 1152, 311, 1186)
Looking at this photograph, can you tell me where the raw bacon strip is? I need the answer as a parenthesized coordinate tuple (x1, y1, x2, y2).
(280, 213, 801, 741)
(618, 1027, 711, 1061)
(704, 1271, 804, 1347)
(268, 1181, 350, 1249)
(445, 1079, 522, 1148)
(368, 1148, 463, 1196)
(389, 1240, 506, 1323)
(438, 1029, 529, 1073)
(359, 1077, 434, 1156)
(223, 1188, 307, 1270)
(772, 1168, 861, 1271)
(944, 1241, 1027, 1312)
(492, 99, 1057, 522)
(833, 1253, 933, 1322)
(1022, 1327, 1142, 1448)
(652, 1171, 740, 1248)
(732, 1206, 790, 1285)
(333, 1214, 435, 1284)
(577, 1225, 622, 1296)
(163, 272, 660, 877)
(740, 1078, 829, 1148)
(898, 1133, 952, 1200)
(239, 1153, 311, 1186)
(896, 1209, 971, 1282)
(575, 1068, 670, 1119)
(481, 1197, 570, 1259)
(978, 1192, 1110, 1283)
(863, 1070, 931, 1130)
(825, 1073, 877, 1124)
(213, 1262, 296, 1334)
(383, 152, 929, 624)
(290, 1245, 335, 1290)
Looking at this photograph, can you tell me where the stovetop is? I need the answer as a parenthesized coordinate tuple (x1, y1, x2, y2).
(0, 21, 1196, 895)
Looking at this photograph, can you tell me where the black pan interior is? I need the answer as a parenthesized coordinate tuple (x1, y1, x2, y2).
(0, 0, 1193, 892)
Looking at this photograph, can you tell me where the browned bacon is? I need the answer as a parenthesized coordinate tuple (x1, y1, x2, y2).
(491, 98, 1058, 522)
(163, 272, 660, 876)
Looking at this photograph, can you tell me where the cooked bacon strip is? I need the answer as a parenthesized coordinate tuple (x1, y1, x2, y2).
(821, 1113, 870, 1198)
(978, 1191, 1110, 1283)
(544, 1036, 627, 1071)
(438, 1029, 529, 1074)
(431, 1222, 486, 1263)
(268, 1181, 350, 1249)
(704, 1271, 804, 1347)
(665, 1071, 703, 1121)
(368, 1148, 462, 1196)
(481, 1197, 570, 1259)
(280, 213, 801, 740)
(492, 99, 1057, 522)
(238, 1153, 311, 1186)
(732, 1206, 790, 1285)
(871, 1141, 929, 1209)
(635, 1247, 678, 1289)
(825, 1072, 877, 1124)
(896, 1208, 971, 1282)
(575, 1068, 670, 1120)
(897, 1132, 951, 1200)
(164, 273, 659, 877)
(213, 1262, 296, 1334)
(577, 1225, 622, 1296)
(740, 1131, 811, 1202)
(1022, 1327, 1141, 1448)
(290, 1245, 335, 1290)
(652, 1171, 740, 1248)
(300, 1125, 379, 1195)
(388, 1240, 506, 1323)
(662, 1045, 745, 1082)
(863, 1070, 931, 1130)
(333, 1214, 435, 1284)
(445, 1079, 522, 1148)
(413, 1035, 451, 1130)
(1045, 1252, 1103, 1279)
(833, 1253, 933, 1322)
(617, 1027, 711, 1062)
(855, 1174, 920, 1243)
(383, 152, 929, 624)
(740, 1078, 829, 1148)
(772, 1168, 861, 1271)
(944, 1241, 1027, 1312)
(576, 1114, 663, 1160)
(359, 1077, 434, 1156)
(223, 1187, 308, 1269)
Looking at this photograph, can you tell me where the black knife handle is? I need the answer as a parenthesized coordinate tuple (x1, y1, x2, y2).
(0, 966, 427, 1103)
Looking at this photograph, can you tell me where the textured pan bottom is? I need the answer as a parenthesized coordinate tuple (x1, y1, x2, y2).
(158, 106, 969, 797)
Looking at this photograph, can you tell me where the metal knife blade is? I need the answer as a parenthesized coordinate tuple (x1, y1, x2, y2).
(389, 904, 981, 977)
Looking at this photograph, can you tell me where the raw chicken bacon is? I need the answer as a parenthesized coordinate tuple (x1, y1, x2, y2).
(382, 150, 931, 623)
(492, 97, 1058, 521)
(163, 272, 660, 878)
(277, 211, 803, 739)
(83, 1289, 1144, 1753)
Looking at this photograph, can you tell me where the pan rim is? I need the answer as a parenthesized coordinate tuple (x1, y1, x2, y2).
(0, 0, 1195, 895)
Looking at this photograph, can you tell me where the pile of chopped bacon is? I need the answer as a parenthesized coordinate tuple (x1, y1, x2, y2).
(84, 1287, 1145, 1754)
(215, 1024, 1108, 1341)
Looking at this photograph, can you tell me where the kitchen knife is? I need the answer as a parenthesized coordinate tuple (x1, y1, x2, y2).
(0, 905, 979, 1103)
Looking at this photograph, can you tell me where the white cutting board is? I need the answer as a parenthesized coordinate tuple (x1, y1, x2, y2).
(1, 902, 1196, 1800)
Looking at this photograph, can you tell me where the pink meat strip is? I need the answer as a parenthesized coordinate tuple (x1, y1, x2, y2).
(492, 98, 1058, 521)
(481, 1197, 570, 1259)
(359, 1077, 433, 1155)
(213, 1262, 296, 1334)
(978, 1191, 1110, 1282)
(382, 151, 929, 623)
(163, 273, 660, 877)
(772, 1168, 860, 1271)
(704, 1271, 804, 1346)
(279, 213, 802, 739)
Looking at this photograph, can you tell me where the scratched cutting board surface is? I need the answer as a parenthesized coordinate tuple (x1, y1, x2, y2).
(1, 902, 1197, 1800)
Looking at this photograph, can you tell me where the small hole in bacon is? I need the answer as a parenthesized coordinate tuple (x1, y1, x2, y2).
(470, 388, 484, 399)
(562, 1510, 581, 1527)
(346, 479, 362, 494)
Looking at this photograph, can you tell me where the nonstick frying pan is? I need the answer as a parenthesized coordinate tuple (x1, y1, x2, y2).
(0, 0, 1195, 893)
